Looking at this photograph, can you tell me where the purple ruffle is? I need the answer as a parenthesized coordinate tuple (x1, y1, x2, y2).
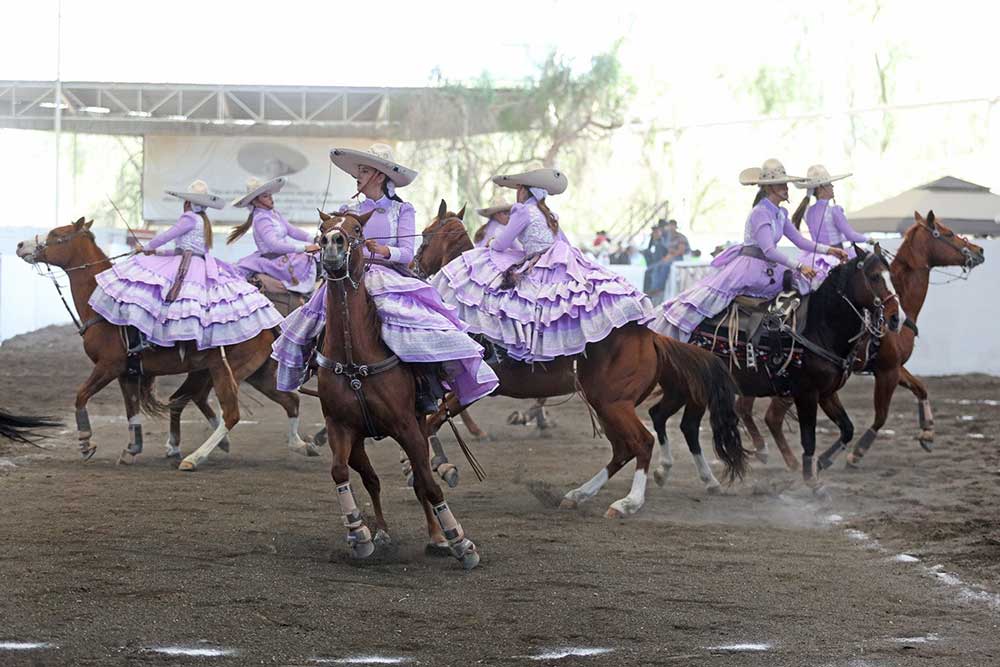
(432, 241, 654, 362)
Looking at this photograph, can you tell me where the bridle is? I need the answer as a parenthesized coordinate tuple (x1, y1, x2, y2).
(922, 222, 982, 277)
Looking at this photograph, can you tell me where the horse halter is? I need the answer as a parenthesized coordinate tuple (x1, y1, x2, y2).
(320, 218, 366, 290)
(29, 228, 93, 264)
(923, 222, 980, 271)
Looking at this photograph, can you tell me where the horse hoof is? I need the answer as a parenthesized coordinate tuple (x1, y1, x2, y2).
(817, 456, 833, 472)
(754, 449, 770, 465)
(459, 548, 481, 571)
(558, 498, 578, 510)
(164, 449, 181, 460)
(289, 443, 312, 457)
(507, 411, 526, 425)
(80, 445, 97, 461)
(305, 443, 322, 457)
(784, 458, 800, 472)
(350, 540, 376, 559)
(218, 437, 231, 453)
(442, 466, 459, 489)
(845, 454, 861, 469)
(425, 542, 453, 558)
(705, 482, 722, 495)
(117, 450, 137, 466)
(178, 460, 197, 472)
(653, 467, 670, 487)
(918, 433, 934, 452)
(605, 507, 625, 519)
(373, 529, 392, 547)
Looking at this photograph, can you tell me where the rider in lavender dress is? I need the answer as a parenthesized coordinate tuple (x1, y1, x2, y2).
(473, 202, 518, 249)
(650, 159, 849, 342)
(272, 144, 498, 413)
(792, 164, 872, 281)
(433, 168, 655, 362)
(89, 180, 281, 348)
(229, 177, 319, 294)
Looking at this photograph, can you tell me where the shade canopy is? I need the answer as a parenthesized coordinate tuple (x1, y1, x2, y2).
(849, 176, 1000, 236)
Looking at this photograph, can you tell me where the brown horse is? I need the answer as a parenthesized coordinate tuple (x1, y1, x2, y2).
(415, 204, 748, 515)
(313, 208, 485, 568)
(16, 218, 276, 471)
(651, 248, 900, 496)
(737, 212, 986, 471)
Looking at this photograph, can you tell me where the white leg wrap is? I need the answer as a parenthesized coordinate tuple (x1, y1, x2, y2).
(179, 422, 229, 469)
(565, 468, 609, 504)
(127, 415, 144, 454)
(336, 482, 364, 528)
(610, 469, 648, 515)
(432, 501, 464, 543)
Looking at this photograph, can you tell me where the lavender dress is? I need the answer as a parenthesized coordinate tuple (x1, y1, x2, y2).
(89, 212, 282, 348)
(235, 207, 317, 294)
(650, 198, 832, 342)
(433, 198, 654, 362)
(796, 199, 869, 281)
(475, 218, 522, 250)
(271, 195, 499, 405)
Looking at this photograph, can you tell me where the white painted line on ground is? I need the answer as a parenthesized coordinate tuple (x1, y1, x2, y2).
(145, 645, 237, 657)
(705, 643, 772, 652)
(310, 657, 414, 665)
(519, 647, 615, 660)
(892, 633, 940, 644)
(825, 514, 844, 524)
(892, 554, 920, 563)
(0, 641, 54, 650)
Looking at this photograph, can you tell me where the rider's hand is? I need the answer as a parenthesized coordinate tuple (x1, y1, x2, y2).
(800, 265, 818, 279)
(365, 239, 390, 258)
(305, 243, 320, 253)
(828, 247, 849, 262)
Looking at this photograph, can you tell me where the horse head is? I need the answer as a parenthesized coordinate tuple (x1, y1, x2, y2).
(909, 210, 985, 270)
(835, 245, 905, 333)
(316, 209, 375, 281)
(16, 217, 97, 267)
(413, 199, 470, 279)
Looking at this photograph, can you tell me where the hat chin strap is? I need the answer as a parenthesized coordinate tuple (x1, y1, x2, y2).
(528, 186, 548, 201)
(352, 169, 381, 200)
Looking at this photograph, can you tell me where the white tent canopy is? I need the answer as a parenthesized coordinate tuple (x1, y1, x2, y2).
(849, 176, 1000, 236)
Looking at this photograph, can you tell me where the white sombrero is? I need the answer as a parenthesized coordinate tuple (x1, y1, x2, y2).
(230, 176, 287, 208)
(739, 159, 805, 186)
(165, 180, 226, 210)
(476, 203, 513, 218)
(492, 168, 568, 195)
(330, 143, 417, 187)
(795, 164, 852, 189)
(237, 142, 309, 179)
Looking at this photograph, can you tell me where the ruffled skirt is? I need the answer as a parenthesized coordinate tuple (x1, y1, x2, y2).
(89, 252, 282, 349)
(271, 265, 498, 405)
(432, 240, 655, 362)
(650, 244, 813, 342)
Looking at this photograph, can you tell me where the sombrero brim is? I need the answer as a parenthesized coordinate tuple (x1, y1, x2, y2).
(166, 190, 226, 210)
(230, 176, 287, 208)
(795, 173, 852, 189)
(237, 142, 309, 178)
(330, 148, 417, 187)
(476, 204, 513, 218)
(492, 169, 567, 195)
(739, 167, 805, 186)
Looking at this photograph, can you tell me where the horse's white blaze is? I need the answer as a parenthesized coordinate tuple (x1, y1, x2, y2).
(882, 270, 907, 331)
(565, 468, 609, 503)
(693, 452, 720, 488)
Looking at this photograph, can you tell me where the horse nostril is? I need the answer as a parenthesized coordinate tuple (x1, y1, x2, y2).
(16, 241, 23, 249)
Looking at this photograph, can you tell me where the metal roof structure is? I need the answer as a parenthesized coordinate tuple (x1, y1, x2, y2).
(850, 176, 1000, 236)
(0, 80, 531, 139)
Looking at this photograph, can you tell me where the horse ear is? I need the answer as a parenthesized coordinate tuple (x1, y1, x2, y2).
(73, 216, 86, 229)
(84, 219, 94, 230)
(853, 244, 867, 259)
(317, 209, 332, 222)
(873, 241, 882, 256)
(456, 204, 466, 221)
(926, 210, 936, 227)
(355, 209, 375, 227)
(437, 199, 447, 221)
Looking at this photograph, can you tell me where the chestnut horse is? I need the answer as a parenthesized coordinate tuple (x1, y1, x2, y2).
(736, 212, 985, 471)
(16, 218, 281, 470)
(313, 209, 484, 569)
(414, 204, 748, 515)
(650, 248, 900, 496)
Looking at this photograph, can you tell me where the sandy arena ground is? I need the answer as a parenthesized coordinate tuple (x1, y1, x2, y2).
(0, 324, 997, 666)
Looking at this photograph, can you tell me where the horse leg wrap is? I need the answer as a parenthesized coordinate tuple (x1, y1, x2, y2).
(802, 455, 816, 483)
(432, 501, 464, 545)
(817, 441, 845, 470)
(76, 408, 92, 440)
(918, 400, 934, 430)
(852, 428, 878, 459)
(429, 435, 449, 469)
(336, 482, 364, 529)
(126, 415, 143, 455)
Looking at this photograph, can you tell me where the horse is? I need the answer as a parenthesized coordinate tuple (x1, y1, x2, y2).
(736, 212, 985, 471)
(414, 203, 749, 513)
(649, 247, 900, 496)
(313, 208, 485, 569)
(0, 410, 61, 443)
(15, 218, 298, 470)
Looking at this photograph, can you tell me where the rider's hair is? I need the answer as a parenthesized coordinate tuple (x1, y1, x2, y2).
(536, 197, 560, 235)
(227, 210, 254, 245)
(752, 186, 767, 207)
(791, 193, 811, 230)
(198, 211, 213, 250)
(381, 176, 403, 203)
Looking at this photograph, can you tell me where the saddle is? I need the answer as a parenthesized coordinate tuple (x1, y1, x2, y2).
(247, 273, 310, 317)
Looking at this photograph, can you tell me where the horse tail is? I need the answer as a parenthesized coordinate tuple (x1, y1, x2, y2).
(653, 335, 747, 482)
(0, 410, 61, 443)
(136, 376, 170, 418)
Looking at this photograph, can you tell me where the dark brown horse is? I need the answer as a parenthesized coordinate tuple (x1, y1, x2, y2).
(0, 410, 60, 443)
(313, 209, 484, 568)
(16, 218, 276, 470)
(651, 248, 899, 496)
(414, 204, 748, 516)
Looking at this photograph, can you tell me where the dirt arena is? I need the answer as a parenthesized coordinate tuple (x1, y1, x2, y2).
(1, 325, 998, 666)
